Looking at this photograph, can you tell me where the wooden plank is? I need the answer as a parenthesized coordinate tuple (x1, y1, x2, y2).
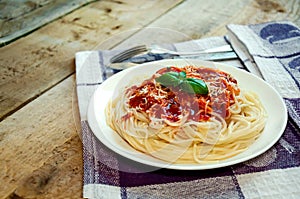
(113, 0, 300, 49)
(143, 0, 300, 38)
(0, 0, 183, 121)
(204, 0, 300, 37)
(13, 136, 83, 198)
(0, 0, 183, 197)
(0, 0, 96, 46)
(0, 75, 82, 198)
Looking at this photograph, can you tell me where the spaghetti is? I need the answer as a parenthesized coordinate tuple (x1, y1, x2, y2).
(106, 65, 267, 164)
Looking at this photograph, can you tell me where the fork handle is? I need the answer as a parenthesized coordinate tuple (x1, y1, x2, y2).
(150, 44, 233, 56)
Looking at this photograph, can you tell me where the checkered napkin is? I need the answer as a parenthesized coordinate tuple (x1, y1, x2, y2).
(76, 21, 300, 199)
(227, 21, 300, 129)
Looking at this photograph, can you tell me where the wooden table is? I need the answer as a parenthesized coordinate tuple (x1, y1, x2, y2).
(0, 0, 299, 198)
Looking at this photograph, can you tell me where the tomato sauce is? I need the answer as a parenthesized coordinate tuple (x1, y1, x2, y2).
(126, 66, 240, 123)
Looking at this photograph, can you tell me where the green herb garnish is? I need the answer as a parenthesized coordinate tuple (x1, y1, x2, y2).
(156, 71, 209, 95)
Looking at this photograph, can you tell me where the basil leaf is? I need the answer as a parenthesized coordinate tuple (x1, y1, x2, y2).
(179, 80, 195, 94)
(168, 71, 180, 78)
(155, 71, 209, 95)
(185, 78, 209, 95)
(156, 72, 181, 86)
(179, 71, 186, 79)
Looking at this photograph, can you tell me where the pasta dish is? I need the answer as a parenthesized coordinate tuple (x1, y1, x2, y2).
(106, 65, 267, 164)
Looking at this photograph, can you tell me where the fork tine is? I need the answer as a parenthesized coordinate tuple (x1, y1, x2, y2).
(110, 45, 148, 63)
(111, 48, 146, 62)
(111, 45, 147, 62)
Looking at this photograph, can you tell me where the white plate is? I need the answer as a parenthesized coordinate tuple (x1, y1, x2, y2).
(87, 59, 287, 170)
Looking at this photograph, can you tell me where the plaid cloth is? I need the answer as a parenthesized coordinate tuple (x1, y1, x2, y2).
(75, 21, 300, 199)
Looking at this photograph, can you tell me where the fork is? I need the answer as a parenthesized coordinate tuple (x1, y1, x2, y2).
(110, 44, 233, 63)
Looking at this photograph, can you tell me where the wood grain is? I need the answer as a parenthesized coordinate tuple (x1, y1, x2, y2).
(0, 76, 81, 198)
(0, 0, 299, 198)
(0, 0, 182, 198)
(0, 0, 96, 46)
(146, 0, 300, 38)
(108, 0, 300, 49)
(204, 0, 300, 37)
(0, 0, 182, 121)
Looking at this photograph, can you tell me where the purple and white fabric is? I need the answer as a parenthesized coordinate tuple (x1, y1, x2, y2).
(76, 21, 300, 199)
